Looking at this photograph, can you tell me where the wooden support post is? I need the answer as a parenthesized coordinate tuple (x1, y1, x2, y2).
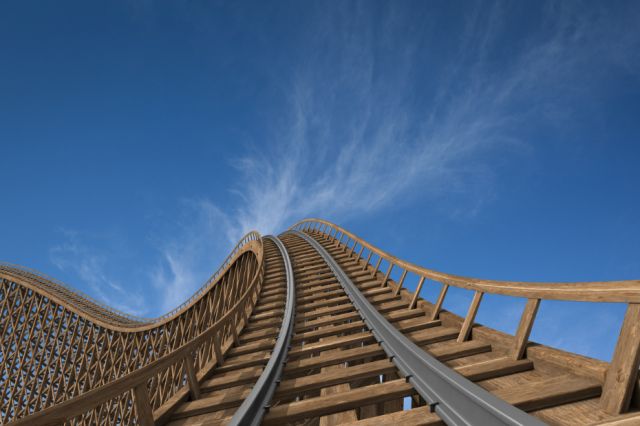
(601, 303, 640, 414)
(184, 352, 201, 400)
(357, 245, 365, 259)
(133, 382, 155, 426)
(371, 257, 383, 278)
(430, 284, 449, 321)
(381, 264, 394, 288)
(409, 276, 426, 309)
(363, 251, 373, 271)
(511, 298, 540, 360)
(213, 331, 224, 366)
(393, 270, 407, 296)
(231, 312, 240, 344)
(457, 291, 484, 342)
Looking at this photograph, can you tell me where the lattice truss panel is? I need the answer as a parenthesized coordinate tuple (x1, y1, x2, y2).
(0, 245, 261, 424)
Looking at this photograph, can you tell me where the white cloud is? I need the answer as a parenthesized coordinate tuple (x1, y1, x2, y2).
(217, 2, 640, 239)
(49, 230, 148, 317)
(149, 200, 235, 313)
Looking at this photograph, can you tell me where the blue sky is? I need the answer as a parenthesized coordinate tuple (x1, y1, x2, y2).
(1, 1, 639, 361)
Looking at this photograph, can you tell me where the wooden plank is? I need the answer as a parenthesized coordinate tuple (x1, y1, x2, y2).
(394, 317, 441, 334)
(226, 337, 275, 357)
(590, 413, 640, 425)
(295, 311, 362, 332)
(214, 351, 270, 373)
(276, 359, 396, 399)
(511, 298, 540, 360)
(495, 375, 601, 412)
(340, 406, 443, 426)
(601, 303, 640, 414)
(171, 385, 252, 419)
(284, 344, 386, 375)
(426, 340, 492, 361)
(293, 320, 367, 343)
(200, 366, 263, 393)
(289, 332, 374, 358)
(263, 379, 415, 425)
(409, 326, 459, 346)
(454, 356, 533, 381)
(133, 383, 155, 426)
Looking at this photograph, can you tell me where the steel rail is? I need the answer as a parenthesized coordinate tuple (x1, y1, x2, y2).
(228, 235, 296, 426)
(289, 230, 545, 426)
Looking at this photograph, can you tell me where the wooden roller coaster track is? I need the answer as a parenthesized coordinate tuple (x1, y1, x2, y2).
(2, 219, 640, 425)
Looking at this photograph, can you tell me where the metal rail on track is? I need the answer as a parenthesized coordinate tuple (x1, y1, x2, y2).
(289, 230, 545, 426)
(228, 236, 296, 426)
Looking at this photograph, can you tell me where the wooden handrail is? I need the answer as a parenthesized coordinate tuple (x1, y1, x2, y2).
(291, 219, 640, 303)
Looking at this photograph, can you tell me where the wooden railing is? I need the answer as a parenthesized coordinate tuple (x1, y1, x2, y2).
(291, 218, 640, 414)
(8, 256, 264, 425)
(1, 232, 263, 424)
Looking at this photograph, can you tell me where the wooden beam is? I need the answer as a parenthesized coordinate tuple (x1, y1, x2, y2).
(601, 303, 640, 414)
(409, 276, 426, 309)
(457, 291, 483, 342)
(496, 375, 601, 412)
(340, 406, 443, 426)
(511, 298, 540, 360)
(276, 359, 396, 399)
(429, 284, 449, 321)
(263, 379, 415, 425)
(133, 383, 155, 426)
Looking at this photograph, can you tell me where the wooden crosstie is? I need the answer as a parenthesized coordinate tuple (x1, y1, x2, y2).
(1, 219, 640, 425)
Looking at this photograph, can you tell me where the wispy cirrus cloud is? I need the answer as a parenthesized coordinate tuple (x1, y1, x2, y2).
(218, 2, 640, 239)
(49, 229, 148, 317)
(149, 200, 235, 313)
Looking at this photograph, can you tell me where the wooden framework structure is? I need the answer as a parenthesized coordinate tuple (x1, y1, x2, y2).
(1, 219, 640, 425)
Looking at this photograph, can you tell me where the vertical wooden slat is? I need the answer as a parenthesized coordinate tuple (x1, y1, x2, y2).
(393, 270, 408, 296)
(371, 257, 383, 278)
(457, 291, 484, 342)
(362, 251, 373, 271)
(601, 303, 640, 414)
(409, 276, 426, 309)
(381, 264, 394, 288)
(133, 382, 155, 426)
(429, 284, 449, 321)
(184, 352, 200, 400)
(213, 331, 224, 366)
(511, 298, 540, 360)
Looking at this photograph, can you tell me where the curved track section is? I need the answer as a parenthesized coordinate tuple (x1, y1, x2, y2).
(0, 232, 263, 424)
(228, 236, 296, 426)
(291, 230, 543, 426)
